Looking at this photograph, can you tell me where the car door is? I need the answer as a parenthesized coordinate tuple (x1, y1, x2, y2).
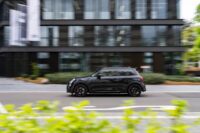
(105, 71, 126, 92)
(89, 72, 112, 93)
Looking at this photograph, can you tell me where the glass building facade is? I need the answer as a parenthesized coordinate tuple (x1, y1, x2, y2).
(43, 0, 74, 19)
(0, 0, 184, 77)
(84, 0, 110, 19)
(3, 25, 181, 47)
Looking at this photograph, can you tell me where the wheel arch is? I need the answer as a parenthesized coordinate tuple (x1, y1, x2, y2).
(73, 82, 89, 93)
(127, 82, 143, 92)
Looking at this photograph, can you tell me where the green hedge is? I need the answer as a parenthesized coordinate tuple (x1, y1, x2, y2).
(45, 72, 200, 84)
(164, 75, 200, 82)
(141, 73, 166, 84)
(45, 72, 92, 84)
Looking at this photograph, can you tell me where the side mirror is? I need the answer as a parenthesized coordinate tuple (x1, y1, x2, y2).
(96, 74, 102, 80)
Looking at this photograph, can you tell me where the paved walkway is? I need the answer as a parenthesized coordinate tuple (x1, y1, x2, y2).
(0, 78, 64, 92)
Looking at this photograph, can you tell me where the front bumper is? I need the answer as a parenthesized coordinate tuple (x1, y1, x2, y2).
(66, 82, 76, 93)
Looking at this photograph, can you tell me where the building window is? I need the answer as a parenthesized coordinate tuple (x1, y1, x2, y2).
(141, 26, 156, 46)
(157, 26, 167, 46)
(37, 52, 50, 59)
(94, 26, 115, 46)
(176, 0, 180, 19)
(172, 26, 181, 46)
(94, 26, 131, 46)
(84, 0, 110, 19)
(4, 26, 10, 45)
(135, 0, 147, 19)
(141, 26, 167, 46)
(43, 0, 74, 19)
(68, 26, 84, 46)
(164, 52, 182, 74)
(59, 53, 83, 71)
(115, 0, 131, 19)
(38, 64, 49, 69)
(40, 26, 59, 47)
(151, 0, 167, 19)
(115, 26, 131, 46)
(142, 52, 153, 72)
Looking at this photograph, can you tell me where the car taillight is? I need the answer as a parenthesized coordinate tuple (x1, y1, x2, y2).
(139, 76, 144, 82)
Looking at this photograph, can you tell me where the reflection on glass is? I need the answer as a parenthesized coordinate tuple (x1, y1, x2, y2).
(84, 0, 110, 19)
(37, 52, 50, 59)
(116, 26, 131, 46)
(115, 0, 131, 19)
(4, 26, 10, 45)
(142, 26, 156, 46)
(151, 0, 167, 19)
(95, 26, 115, 46)
(40, 26, 59, 47)
(43, 0, 74, 19)
(59, 53, 82, 71)
(135, 0, 147, 19)
(143, 52, 153, 72)
(172, 26, 181, 46)
(157, 26, 167, 46)
(164, 52, 182, 75)
(141, 26, 167, 46)
(94, 26, 131, 46)
(68, 26, 84, 46)
(176, 0, 180, 19)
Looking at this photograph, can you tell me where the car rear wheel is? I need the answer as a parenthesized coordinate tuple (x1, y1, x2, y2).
(128, 85, 141, 97)
(73, 84, 87, 97)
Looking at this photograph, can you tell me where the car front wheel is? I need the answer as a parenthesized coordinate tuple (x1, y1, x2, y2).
(128, 85, 141, 97)
(73, 84, 87, 97)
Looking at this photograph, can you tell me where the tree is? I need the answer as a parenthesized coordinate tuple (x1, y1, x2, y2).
(183, 4, 200, 63)
(182, 26, 197, 46)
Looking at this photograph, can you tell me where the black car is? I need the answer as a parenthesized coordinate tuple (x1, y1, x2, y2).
(67, 67, 146, 97)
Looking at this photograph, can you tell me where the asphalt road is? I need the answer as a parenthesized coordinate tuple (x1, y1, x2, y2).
(1, 78, 200, 132)
(0, 78, 200, 112)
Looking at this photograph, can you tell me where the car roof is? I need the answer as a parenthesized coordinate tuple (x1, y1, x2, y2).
(100, 67, 136, 71)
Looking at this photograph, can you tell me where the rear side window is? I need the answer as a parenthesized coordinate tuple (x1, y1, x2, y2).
(119, 70, 138, 76)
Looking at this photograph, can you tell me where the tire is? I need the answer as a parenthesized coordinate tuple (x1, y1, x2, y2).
(73, 84, 87, 97)
(128, 85, 141, 97)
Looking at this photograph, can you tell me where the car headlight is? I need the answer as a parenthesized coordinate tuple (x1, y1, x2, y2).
(69, 78, 76, 86)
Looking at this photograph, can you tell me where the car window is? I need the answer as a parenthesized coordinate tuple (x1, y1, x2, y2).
(99, 70, 137, 77)
(119, 71, 137, 76)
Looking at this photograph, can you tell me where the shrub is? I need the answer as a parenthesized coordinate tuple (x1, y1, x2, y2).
(31, 63, 40, 77)
(20, 74, 29, 78)
(141, 73, 166, 84)
(29, 75, 38, 80)
(45, 72, 92, 84)
(164, 75, 200, 82)
(0, 100, 199, 133)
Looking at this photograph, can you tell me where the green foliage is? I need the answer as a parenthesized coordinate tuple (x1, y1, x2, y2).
(45, 72, 200, 84)
(45, 72, 93, 84)
(183, 5, 200, 62)
(31, 63, 40, 78)
(0, 100, 199, 133)
(182, 26, 197, 46)
(29, 75, 38, 80)
(194, 4, 200, 22)
(20, 74, 29, 78)
(165, 100, 190, 133)
(164, 75, 200, 82)
(141, 73, 166, 84)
